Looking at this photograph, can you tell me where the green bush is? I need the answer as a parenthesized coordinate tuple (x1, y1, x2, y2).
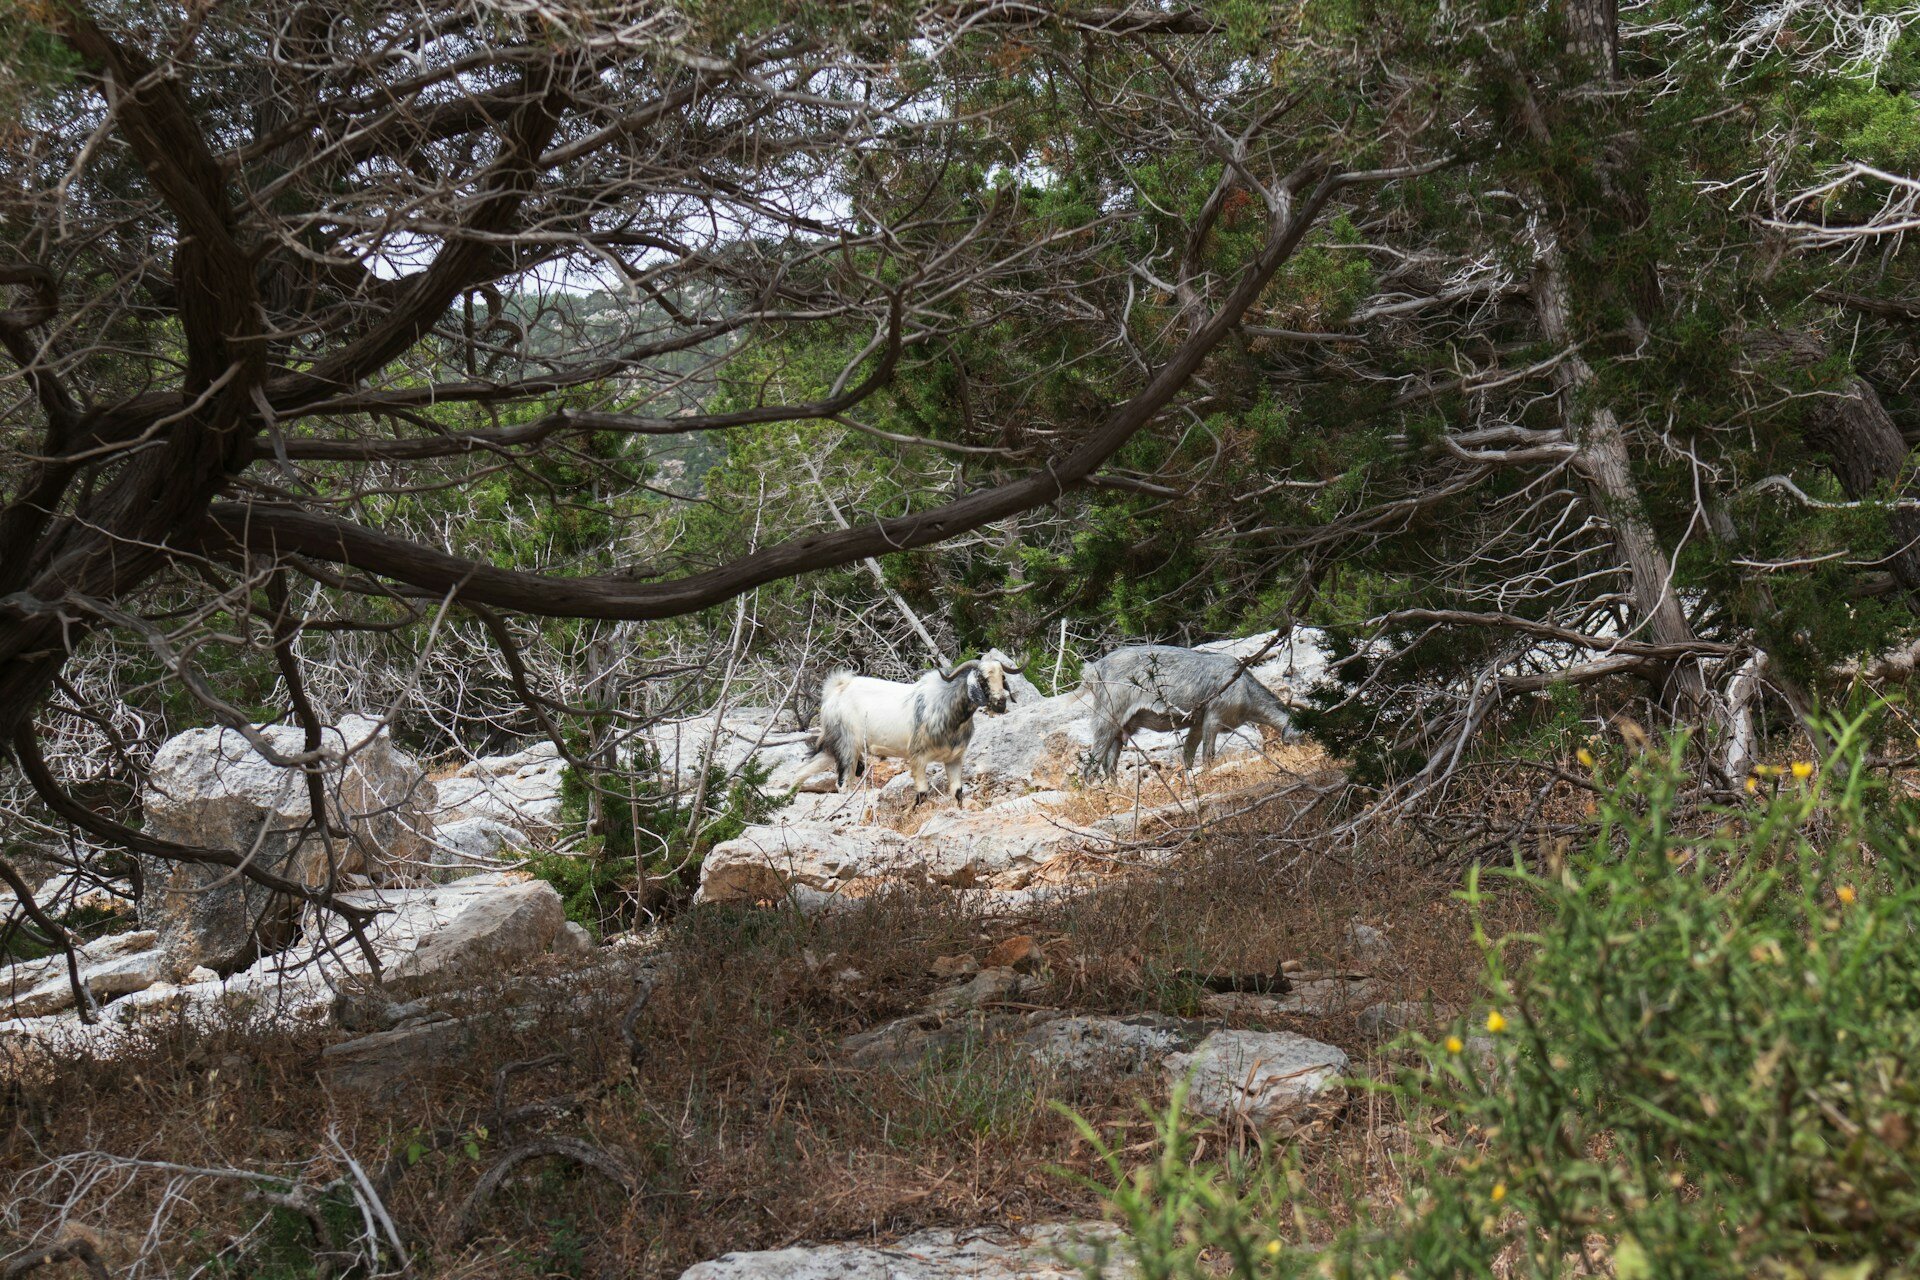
(527, 752, 787, 936)
(1088, 714, 1920, 1278)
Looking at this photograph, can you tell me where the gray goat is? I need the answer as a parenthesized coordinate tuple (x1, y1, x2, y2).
(800, 655, 1021, 806)
(1081, 645, 1294, 779)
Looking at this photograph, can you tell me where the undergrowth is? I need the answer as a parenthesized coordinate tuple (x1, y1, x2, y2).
(1093, 712, 1920, 1278)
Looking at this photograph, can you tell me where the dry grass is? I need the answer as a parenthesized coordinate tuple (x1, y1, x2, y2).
(0, 774, 1527, 1280)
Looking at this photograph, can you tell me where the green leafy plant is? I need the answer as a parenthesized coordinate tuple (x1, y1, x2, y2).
(1087, 712, 1920, 1278)
(528, 751, 787, 935)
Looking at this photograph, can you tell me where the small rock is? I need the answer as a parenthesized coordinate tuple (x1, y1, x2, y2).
(1355, 999, 1453, 1038)
(551, 921, 596, 958)
(1164, 1030, 1348, 1128)
(985, 935, 1045, 974)
(1345, 920, 1392, 967)
(929, 954, 980, 980)
(185, 966, 219, 984)
(1021, 1014, 1205, 1076)
(928, 966, 1033, 1011)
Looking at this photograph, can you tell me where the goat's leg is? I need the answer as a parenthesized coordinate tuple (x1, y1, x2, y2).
(1089, 727, 1120, 780)
(949, 748, 968, 808)
(909, 758, 929, 809)
(1182, 721, 1205, 771)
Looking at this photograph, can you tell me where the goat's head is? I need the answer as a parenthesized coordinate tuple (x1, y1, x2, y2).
(941, 655, 1021, 715)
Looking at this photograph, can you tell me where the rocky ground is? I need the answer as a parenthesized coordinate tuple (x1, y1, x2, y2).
(0, 631, 1503, 1279)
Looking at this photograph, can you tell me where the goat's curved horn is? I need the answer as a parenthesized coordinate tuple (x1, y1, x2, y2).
(997, 656, 1025, 675)
(939, 660, 980, 682)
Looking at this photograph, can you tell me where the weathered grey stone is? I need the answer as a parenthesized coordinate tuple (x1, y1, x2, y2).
(1163, 1030, 1348, 1127)
(429, 816, 529, 878)
(679, 1222, 1133, 1280)
(0, 931, 164, 1019)
(1355, 999, 1453, 1038)
(382, 879, 566, 998)
(552, 921, 596, 958)
(1020, 1014, 1205, 1076)
(322, 1017, 477, 1097)
(1344, 920, 1392, 967)
(433, 741, 566, 827)
(139, 716, 437, 973)
(927, 966, 1033, 1011)
(842, 1008, 1054, 1070)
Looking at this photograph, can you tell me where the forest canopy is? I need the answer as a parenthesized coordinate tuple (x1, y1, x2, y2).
(9, 0, 1920, 896)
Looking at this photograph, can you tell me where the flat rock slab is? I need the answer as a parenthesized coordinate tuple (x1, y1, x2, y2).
(1164, 1030, 1348, 1128)
(679, 1223, 1134, 1280)
(1021, 1014, 1206, 1076)
(1200, 978, 1378, 1021)
(382, 879, 565, 998)
(0, 931, 163, 1019)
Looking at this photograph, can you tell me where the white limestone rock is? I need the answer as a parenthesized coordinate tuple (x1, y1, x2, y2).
(1163, 1030, 1348, 1128)
(679, 1222, 1134, 1280)
(1021, 1014, 1205, 1076)
(0, 930, 164, 1019)
(139, 715, 437, 972)
(433, 741, 567, 827)
(382, 879, 566, 998)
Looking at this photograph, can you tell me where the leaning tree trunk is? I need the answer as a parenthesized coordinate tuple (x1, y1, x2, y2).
(1509, 0, 1716, 719)
(1748, 329, 1920, 599)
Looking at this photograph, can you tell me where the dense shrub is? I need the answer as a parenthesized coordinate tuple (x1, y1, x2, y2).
(527, 753, 785, 935)
(1092, 714, 1920, 1277)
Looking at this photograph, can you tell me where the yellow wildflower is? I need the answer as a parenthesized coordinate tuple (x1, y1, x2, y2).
(1485, 1010, 1508, 1034)
(1791, 761, 1814, 780)
(1445, 1035, 1464, 1054)
(1745, 776, 1759, 793)
(1837, 885, 1857, 906)
(1265, 1240, 1282, 1257)
(1490, 1182, 1507, 1203)
(1576, 747, 1596, 769)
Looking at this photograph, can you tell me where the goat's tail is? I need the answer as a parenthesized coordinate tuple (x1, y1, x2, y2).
(812, 669, 860, 781)
(819, 668, 856, 706)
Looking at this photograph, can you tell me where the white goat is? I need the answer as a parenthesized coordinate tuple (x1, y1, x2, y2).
(799, 656, 1021, 806)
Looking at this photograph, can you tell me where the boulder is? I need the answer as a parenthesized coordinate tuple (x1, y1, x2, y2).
(1021, 1014, 1205, 1077)
(140, 715, 437, 973)
(1195, 628, 1332, 702)
(382, 879, 566, 998)
(679, 1222, 1134, 1280)
(961, 692, 1095, 795)
(1163, 1030, 1348, 1128)
(433, 741, 567, 827)
(429, 816, 530, 879)
(632, 710, 816, 790)
(552, 921, 596, 958)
